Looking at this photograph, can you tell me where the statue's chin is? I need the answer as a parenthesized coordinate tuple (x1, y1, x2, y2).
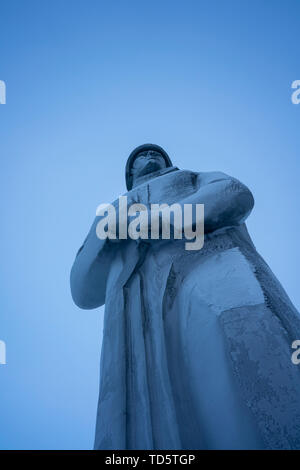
(138, 162, 163, 176)
(131, 167, 176, 189)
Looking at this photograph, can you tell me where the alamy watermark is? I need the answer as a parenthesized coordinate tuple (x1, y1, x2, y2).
(0, 340, 6, 365)
(0, 80, 6, 104)
(291, 340, 300, 365)
(291, 80, 300, 105)
(95, 196, 204, 250)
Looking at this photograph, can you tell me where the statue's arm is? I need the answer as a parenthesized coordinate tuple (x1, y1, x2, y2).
(176, 171, 254, 233)
(70, 217, 114, 309)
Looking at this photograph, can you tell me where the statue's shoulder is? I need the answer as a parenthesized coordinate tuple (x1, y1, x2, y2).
(173, 169, 232, 190)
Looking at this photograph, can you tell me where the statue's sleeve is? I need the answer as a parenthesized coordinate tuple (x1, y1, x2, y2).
(176, 171, 254, 233)
(70, 216, 115, 309)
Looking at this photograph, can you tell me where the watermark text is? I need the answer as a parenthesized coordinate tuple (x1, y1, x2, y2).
(0, 340, 6, 365)
(0, 80, 6, 104)
(96, 196, 204, 251)
(291, 80, 300, 104)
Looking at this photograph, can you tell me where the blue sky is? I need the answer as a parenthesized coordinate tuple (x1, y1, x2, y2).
(0, 0, 299, 449)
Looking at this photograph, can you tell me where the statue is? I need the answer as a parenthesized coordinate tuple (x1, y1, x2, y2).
(70, 144, 300, 450)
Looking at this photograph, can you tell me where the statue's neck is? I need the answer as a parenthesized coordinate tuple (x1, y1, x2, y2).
(132, 166, 179, 188)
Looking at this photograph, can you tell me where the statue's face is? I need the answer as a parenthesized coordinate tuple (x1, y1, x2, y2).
(131, 151, 167, 182)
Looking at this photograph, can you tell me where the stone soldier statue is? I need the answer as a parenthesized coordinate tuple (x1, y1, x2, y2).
(71, 143, 300, 450)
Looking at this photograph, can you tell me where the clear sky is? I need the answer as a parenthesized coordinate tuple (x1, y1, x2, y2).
(0, 0, 299, 449)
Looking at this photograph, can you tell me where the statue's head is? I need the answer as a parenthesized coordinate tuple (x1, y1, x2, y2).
(126, 144, 173, 190)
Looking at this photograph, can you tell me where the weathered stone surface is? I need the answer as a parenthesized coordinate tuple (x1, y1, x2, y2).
(71, 145, 300, 449)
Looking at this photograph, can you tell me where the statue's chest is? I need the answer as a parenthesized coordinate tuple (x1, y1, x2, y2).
(131, 170, 199, 206)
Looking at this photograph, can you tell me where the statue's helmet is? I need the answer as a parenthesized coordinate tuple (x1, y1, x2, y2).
(125, 143, 172, 191)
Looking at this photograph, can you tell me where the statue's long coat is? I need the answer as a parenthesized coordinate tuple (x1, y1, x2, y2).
(71, 168, 300, 449)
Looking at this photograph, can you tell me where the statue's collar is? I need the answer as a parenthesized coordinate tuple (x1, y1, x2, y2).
(132, 166, 179, 188)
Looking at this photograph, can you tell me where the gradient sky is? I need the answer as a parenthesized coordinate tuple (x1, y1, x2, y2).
(0, 0, 299, 449)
